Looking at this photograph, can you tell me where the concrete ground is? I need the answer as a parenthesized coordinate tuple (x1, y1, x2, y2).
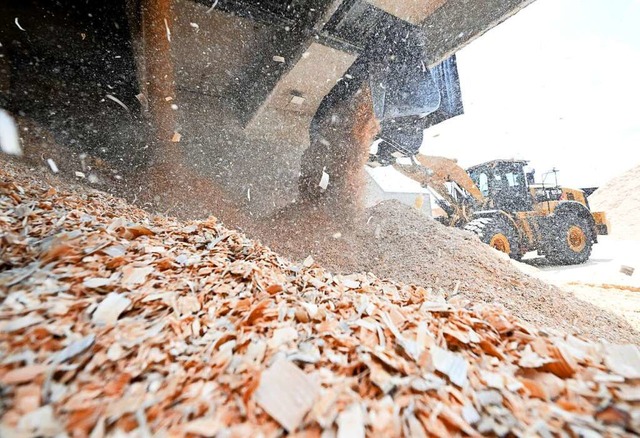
(512, 236, 640, 332)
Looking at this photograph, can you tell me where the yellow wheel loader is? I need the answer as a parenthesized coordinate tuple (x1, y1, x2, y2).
(394, 156, 609, 265)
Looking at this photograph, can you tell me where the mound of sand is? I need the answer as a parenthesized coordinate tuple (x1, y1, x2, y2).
(589, 163, 640, 240)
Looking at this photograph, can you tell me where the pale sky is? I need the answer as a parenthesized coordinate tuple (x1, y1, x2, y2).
(422, 0, 640, 188)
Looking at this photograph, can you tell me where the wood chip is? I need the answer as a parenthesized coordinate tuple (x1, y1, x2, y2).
(107, 343, 125, 362)
(49, 334, 95, 364)
(121, 266, 153, 286)
(595, 405, 631, 429)
(15, 384, 42, 414)
(0, 314, 44, 332)
(1, 364, 49, 384)
(1, 158, 640, 436)
(615, 385, 640, 401)
(83, 278, 112, 289)
(431, 346, 468, 387)
(604, 344, 640, 379)
(337, 404, 365, 438)
(543, 343, 578, 378)
(92, 293, 131, 325)
(255, 359, 319, 432)
(461, 404, 481, 425)
(176, 295, 201, 316)
(181, 416, 222, 437)
(268, 327, 298, 349)
(303, 255, 314, 267)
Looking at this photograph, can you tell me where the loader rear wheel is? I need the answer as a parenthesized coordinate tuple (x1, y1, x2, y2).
(546, 215, 593, 265)
(465, 217, 520, 259)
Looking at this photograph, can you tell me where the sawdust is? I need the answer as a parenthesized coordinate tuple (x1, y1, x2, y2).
(252, 200, 639, 344)
(589, 163, 640, 240)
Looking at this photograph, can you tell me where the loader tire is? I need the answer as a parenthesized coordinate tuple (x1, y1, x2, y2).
(545, 214, 593, 265)
(465, 217, 520, 260)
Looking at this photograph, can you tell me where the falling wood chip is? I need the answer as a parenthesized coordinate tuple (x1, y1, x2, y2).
(135, 93, 148, 109)
(47, 158, 59, 173)
(319, 170, 329, 190)
(171, 132, 181, 143)
(254, 358, 319, 432)
(0, 109, 22, 156)
(92, 293, 131, 325)
(106, 94, 130, 112)
(620, 265, 634, 276)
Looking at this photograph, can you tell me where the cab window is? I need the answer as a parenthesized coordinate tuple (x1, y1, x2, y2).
(473, 172, 489, 197)
(504, 172, 521, 187)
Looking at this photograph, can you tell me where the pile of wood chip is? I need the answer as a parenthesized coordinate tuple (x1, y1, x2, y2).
(253, 200, 639, 345)
(590, 163, 640, 240)
(1, 160, 640, 437)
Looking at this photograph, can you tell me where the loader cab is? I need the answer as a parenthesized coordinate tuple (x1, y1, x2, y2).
(468, 160, 532, 212)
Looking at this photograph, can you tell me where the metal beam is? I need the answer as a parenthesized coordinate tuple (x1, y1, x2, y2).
(420, 0, 536, 65)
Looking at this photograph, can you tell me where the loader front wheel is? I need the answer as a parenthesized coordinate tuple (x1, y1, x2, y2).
(465, 217, 520, 259)
(489, 233, 511, 254)
(545, 215, 593, 265)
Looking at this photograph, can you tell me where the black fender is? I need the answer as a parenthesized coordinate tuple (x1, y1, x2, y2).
(547, 201, 598, 243)
(471, 210, 523, 245)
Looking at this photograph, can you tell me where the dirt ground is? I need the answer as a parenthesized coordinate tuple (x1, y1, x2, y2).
(517, 236, 640, 331)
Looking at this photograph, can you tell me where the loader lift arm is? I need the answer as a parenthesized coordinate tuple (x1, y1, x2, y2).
(393, 155, 485, 226)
